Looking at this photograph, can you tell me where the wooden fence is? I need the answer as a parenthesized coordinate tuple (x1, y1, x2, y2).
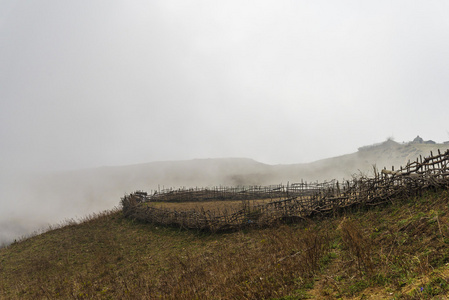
(121, 149, 449, 232)
(146, 181, 334, 202)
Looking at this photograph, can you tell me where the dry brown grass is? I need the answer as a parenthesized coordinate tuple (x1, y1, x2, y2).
(0, 208, 331, 299)
(2, 190, 449, 299)
(149, 198, 270, 212)
(338, 218, 374, 276)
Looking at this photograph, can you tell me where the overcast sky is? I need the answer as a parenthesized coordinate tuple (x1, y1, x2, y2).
(1, 0, 449, 172)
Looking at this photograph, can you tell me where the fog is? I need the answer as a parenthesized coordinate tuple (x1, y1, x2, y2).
(1, 1, 449, 246)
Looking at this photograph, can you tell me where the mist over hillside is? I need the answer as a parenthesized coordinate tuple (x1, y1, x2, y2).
(1, 140, 448, 247)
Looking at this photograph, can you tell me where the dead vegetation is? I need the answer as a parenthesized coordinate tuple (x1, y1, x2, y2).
(2, 189, 449, 299)
(2, 150, 449, 299)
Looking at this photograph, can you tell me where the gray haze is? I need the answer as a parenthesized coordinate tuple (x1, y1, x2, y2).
(1, 1, 449, 245)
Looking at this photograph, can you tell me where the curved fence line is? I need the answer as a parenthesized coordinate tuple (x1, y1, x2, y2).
(121, 149, 449, 232)
(145, 181, 336, 202)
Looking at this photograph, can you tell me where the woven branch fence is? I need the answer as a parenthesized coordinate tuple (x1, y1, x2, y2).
(121, 149, 449, 232)
(144, 182, 331, 202)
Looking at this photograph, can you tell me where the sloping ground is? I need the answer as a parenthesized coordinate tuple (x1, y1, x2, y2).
(275, 141, 449, 183)
(1, 140, 447, 247)
(1, 189, 449, 299)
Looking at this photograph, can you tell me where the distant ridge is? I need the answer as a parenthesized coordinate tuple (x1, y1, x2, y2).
(41, 139, 449, 192)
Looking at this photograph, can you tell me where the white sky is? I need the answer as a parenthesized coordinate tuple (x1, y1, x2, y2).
(1, 0, 449, 171)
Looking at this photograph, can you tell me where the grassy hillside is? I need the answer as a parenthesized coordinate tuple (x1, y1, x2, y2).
(3, 140, 446, 247)
(2, 189, 449, 299)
